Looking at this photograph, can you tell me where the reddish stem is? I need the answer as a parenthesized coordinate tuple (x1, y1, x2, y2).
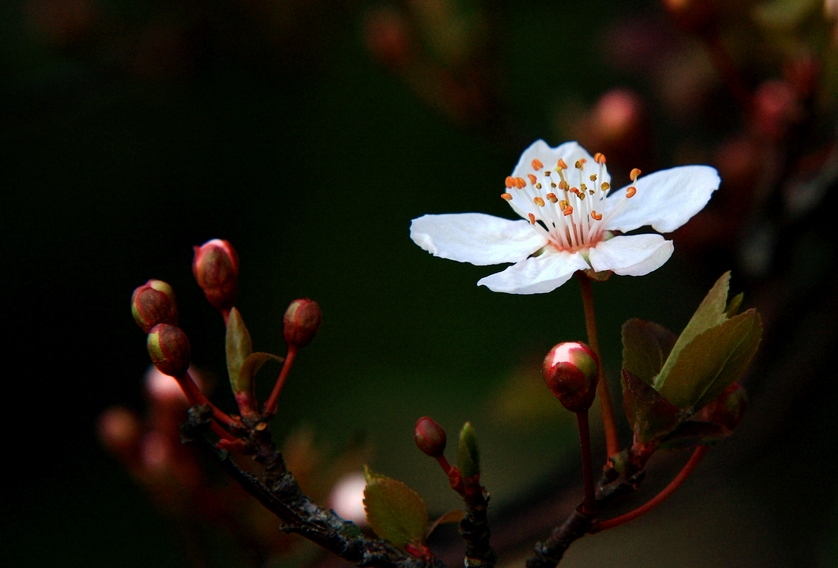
(576, 410, 597, 516)
(263, 346, 297, 417)
(176, 371, 237, 429)
(577, 273, 620, 458)
(593, 445, 709, 532)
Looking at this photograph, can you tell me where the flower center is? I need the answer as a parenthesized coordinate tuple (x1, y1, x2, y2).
(501, 153, 640, 252)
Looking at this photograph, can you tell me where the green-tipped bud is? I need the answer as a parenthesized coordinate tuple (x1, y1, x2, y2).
(542, 341, 599, 413)
(414, 416, 447, 457)
(193, 239, 239, 311)
(147, 324, 191, 377)
(131, 280, 178, 333)
(457, 422, 480, 479)
(283, 298, 322, 348)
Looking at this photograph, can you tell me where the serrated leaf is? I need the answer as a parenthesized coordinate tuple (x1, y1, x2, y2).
(621, 369, 683, 443)
(425, 510, 466, 539)
(622, 319, 677, 385)
(458, 422, 480, 478)
(655, 272, 731, 391)
(363, 466, 428, 548)
(226, 307, 253, 394)
(657, 309, 762, 410)
(239, 352, 283, 395)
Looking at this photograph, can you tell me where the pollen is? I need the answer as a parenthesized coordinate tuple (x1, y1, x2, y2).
(546, 192, 558, 203)
(527, 173, 537, 185)
(574, 159, 586, 169)
(626, 186, 637, 198)
(601, 182, 610, 191)
(501, 193, 513, 201)
(559, 199, 569, 211)
(630, 168, 641, 182)
(589, 174, 597, 181)
(505, 176, 515, 189)
(536, 183, 543, 189)
(594, 152, 606, 164)
(563, 206, 574, 216)
(528, 213, 536, 225)
(515, 177, 527, 189)
(591, 211, 603, 221)
(557, 159, 568, 170)
(533, 197, 545, 207)
(531, 159, 544, 170)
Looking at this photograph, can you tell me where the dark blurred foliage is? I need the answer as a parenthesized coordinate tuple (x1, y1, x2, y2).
(3, 0, 838, 566)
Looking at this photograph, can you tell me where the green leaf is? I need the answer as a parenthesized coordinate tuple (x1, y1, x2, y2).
(657, 309, 762, 410)
(458, 422, 480, 478)
(621, 369, 683, 444)
(621, 319, 677, 385)
(655, 272, 731, 391)
(725, 292, 744, 318)
(238, 352, 283, 395)
(226, 307, 253, 394)
(363, 466, 429, 548)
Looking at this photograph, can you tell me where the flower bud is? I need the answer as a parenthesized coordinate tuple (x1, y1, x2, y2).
(192, 239, 239, 311)
(542, 341, 599, 413)
(695, 382, 748, 431)
(283, 298, 322, 348)
(131, 279, 178, 333)
(414, 416, 447, 457)
(147, 323, 191, 377)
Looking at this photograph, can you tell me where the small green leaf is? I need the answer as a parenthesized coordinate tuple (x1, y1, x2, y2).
(458, 422, 480, 478)
(363, 466, 429, 548)
(657, 309, 762, 410)
(425, 510, 466, 539)
(621, 369, 683, 443)
(622, 319, 677, 385)
(655, 272, 732, 391)
(226, 307, 253, 394)
(725, 292, 744, 318)
(238, 352, 283, 395)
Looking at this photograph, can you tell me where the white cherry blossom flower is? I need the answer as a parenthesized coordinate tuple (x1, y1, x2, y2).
(410, 140, 720, 294)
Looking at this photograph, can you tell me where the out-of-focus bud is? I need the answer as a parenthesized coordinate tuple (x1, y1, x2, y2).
(98, 406, 142, 457)
(192, 239, 239, 311)
(283, 298, 322, 348)
(695, 382, 748, 431)
(364, 7, 411, 69)
(661, 0, 718, 36)
(752, 79, 801, 142)
(131, 279, 178, 333)
(147, 324, 191, 377)
(542, 342, 600, 413)
(414, 416, 447, 457)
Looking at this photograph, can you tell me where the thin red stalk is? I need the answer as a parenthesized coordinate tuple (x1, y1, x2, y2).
(576, 273, 620, 458)
(263, 346, 297, 417)
(177, 371, 237, 429)
(576, 410, 597, 516)
(593, 445, 709, 532)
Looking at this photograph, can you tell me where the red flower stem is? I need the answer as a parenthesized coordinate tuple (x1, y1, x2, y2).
(176, 371, 237, 429)
(434, 454, 453, 476)
(263, 346, 297, 418)
(576, 410, 597, 516)
(576, 273, 620, 458)
(593, 445, 709, 532)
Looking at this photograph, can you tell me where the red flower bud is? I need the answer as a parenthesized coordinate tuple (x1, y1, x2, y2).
(542, 342, 600, 413)
(414, 416, 447, 457)
(131, 279, 178, 333)
(283, 298, 322, 348)
(192, 239, 239, 311)
(147, 323, 191, 377)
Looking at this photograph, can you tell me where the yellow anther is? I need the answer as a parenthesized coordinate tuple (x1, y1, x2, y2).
(563, 205, 574, 216)
(505, 176, 515, 189)
(558, 180, 569, 190)
(501, 193, 513, 201)
(534, 197, 545, 207)
(630, 168, 641, 182)
(601, 182, 610, 190)
(574, 159, 586, 169)
(594, 152, 606, 164)
(588, 190, 594, 195)
(527, 173, 537, 185)
(544, 170, 552, 176)
(626, 186, 637, 198)
(546, 192, 558, 203)
(591, 211, 603, 221)
(536, 183, 543, 189)
(578, 192, 586, 201)
(531, 158, 544, 170)
(580, 183, 587, 191)
(559, 199, 569, 211)
(589, 174, 597, 181)
(570, 187, 580, 196)
(557, 159, 568, 170)
(528, 213, 536, 225)
(550, 182, 557, 188)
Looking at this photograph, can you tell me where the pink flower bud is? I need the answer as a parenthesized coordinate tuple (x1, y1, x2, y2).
(414, 416, 447, 457)
(147, 323, 191, 377)
(131, 279, 178, 333)
(192, 239, 239, 311)
(283, 298, 322, 348)
(542, 342, 599, 413)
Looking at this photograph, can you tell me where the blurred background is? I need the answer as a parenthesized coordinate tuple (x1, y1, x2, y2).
(3, 0, 838, 566)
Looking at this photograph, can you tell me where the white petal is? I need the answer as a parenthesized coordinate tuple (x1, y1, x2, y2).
(410, 213, 547, 266)
(606, 165, 720, 233)
(588, 234, 673, 276)
(511, 140, 610, 187)
(477, 250, 589, 294)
